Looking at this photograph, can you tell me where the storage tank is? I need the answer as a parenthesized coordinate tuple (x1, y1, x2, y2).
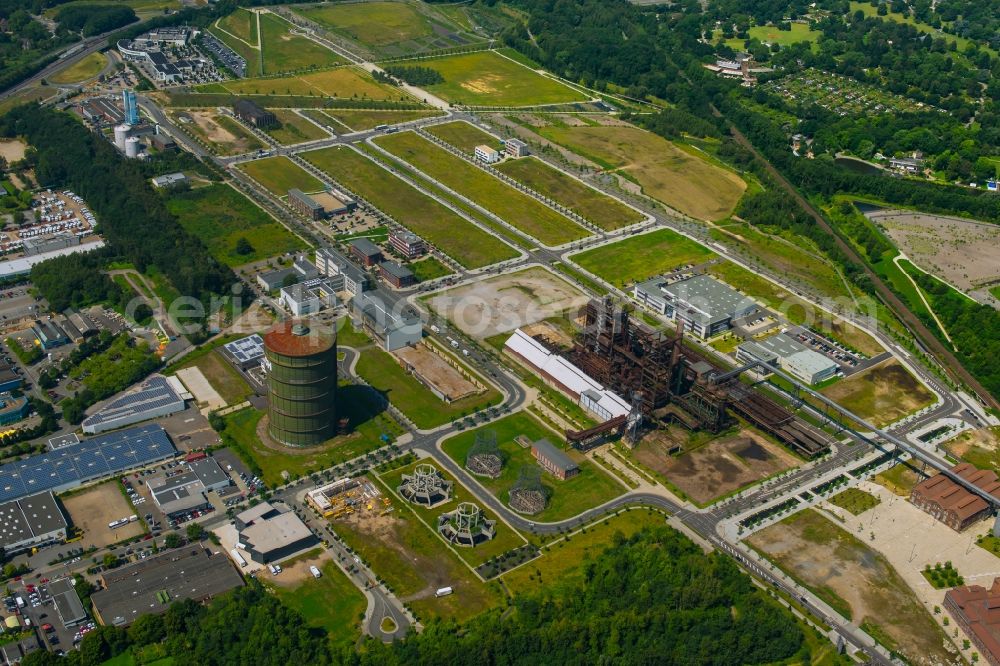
(114, 123, 131, 151)
(124, 136, 141, 158)
(264, 320, 337, 447)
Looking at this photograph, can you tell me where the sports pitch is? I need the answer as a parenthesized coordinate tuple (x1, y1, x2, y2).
(300, 146, 517, 268)
(570, 228, 716, 287)
(497, 156, 644, 231)
(537, 124, 746, 220)
(417, 50, 588, 107)
(238, 156, 323, 197)
(375, 131, 589, 246)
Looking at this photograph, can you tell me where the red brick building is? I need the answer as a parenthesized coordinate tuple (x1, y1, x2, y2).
(910, 463, 1000, 531)
(945, 578, 1000, 666)
(531, 438, 579, 480)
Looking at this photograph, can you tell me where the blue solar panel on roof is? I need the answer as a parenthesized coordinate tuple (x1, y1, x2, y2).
(0, 425, 175, 502)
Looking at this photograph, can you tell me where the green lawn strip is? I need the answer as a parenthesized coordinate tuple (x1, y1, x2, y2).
(570, 228, 715, 288)
(439, 412, 626, 522)
(165, 183, 305, 266)
(375, 131, 588, 246)
(259, 11, 343, 74)
(354, 344, 501, 429)
(424, 120, 500, 153)
(418, 50, 586, 107)
(496, 156, 644, 231)
(319, 108, 444, 132)
(501, 508, 667, 595)
(408, 256, 453, 282)
(264, 109, 329, 145)
(977, 535, 1000, 558)
(266, 560, 366, 648)
(219, 394, 402, 486)
(301, 145, 517, 268)
(300, 109, 352, 133)
(826, 488, 881, 516)
(549, 261, 608, 296)
(238, 156, 323, 197)
(378, 460, 528, 568)
(210, 17, 261, 77)
(331, 500, 501, 621)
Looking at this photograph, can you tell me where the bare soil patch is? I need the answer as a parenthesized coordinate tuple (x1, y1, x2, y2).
(868, 209, 1000, 293)
(268, 548, 331, 587)
(62, 481, 144, 549)
(638, 427, 798, 504)
(749, 509, 957, 665)
(0, 139, 27, 162)
(820, 359, 934, 428)
(521, 320, 573, 349)
(393, 345, 481, 402)
(426, 267, 588, 339)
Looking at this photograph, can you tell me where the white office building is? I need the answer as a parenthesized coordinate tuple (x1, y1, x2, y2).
(474, 144, 500, 164)
(737, 333, 839, 385)
(633, 274, 757, 338)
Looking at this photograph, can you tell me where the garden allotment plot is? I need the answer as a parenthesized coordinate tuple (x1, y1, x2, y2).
(374, 131, 589, 246)
(301, 146, 517, 268)
(416, 50, 588, 107)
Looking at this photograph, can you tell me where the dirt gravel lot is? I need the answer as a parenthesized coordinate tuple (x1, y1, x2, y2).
(637, 427, 799, 505)
(867, 209, 1000, 293)
(426, 267, 588, 339)
(748, 508, 958, 665)
(0, 139, 27, 162)
(62, 481, 144, 549)
(393, 345, 480, 402)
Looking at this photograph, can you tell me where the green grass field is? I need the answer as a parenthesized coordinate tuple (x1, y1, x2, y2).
(418, 50, 587, 107)
(301, 146, 517, 268)
(212, 9, 261, 76)
(238, 156, 323, 197)
(220, 396, 403, 486)
(719, 22, 820, 51)
(259, 11, 343, 74)
(215, 66, 404, 101)
(331, 496, 501, 622)
(535, 124, 746, 221)
(424, 120, 500, 153)
(827, 488, 881, 515)
(497, 157, 644, 231)
(354, 345, 501, 429)
(49, 52, 106, 84)
(502, 509, 667, 595)
(820, 360, 935, 428)
(298, 1, 439, 48)
(570, 228, 715, 287)
(375, 131, 588, 246)
(380, 460, 528, 568)
(268, 560, 366, 649)
(265, 109, 329, 145)
(440, 412, 626, 521)
(165, 184, 305, 266)
(309, 108, 443, 132)
(409, 256, 453, 281)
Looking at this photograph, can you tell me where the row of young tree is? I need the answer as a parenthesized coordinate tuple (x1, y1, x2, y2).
(0, 107, 236, 312)
(22, 526, 824, 666)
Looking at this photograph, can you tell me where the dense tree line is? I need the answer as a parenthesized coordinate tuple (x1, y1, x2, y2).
(382, 65, 444, 86)
(912, 273, 1000, 399)
(29, 250, 122, 312)
(59, 334, 160, 424)
(0, 107, 236, 310)
(53, 4, 137, 36)
(23, 527, 824, 666)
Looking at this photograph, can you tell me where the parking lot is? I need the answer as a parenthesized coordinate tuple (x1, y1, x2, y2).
(5, 578, 94, 654)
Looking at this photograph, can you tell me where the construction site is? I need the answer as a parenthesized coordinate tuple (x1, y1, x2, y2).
(305, 477, 391, 520)
(523, 296, 834, 459)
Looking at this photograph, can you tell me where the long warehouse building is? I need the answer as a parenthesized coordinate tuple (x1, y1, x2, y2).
(0, 425, 176, 503)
